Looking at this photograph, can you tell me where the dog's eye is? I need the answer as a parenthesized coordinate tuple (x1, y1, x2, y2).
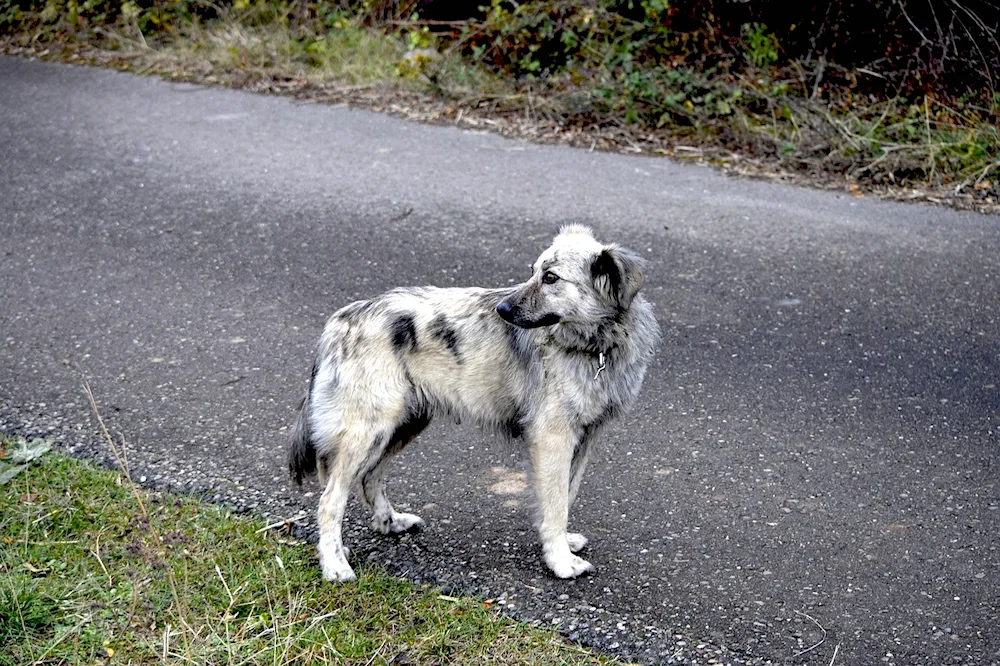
(542, 271, 560, 285)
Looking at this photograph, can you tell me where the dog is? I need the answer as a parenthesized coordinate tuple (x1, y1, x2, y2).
(288, 225, 659, 581)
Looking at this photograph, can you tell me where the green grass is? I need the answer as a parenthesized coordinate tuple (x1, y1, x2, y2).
(0, 436, 618, 665)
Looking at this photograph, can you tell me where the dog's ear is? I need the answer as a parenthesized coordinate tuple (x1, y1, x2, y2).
(591, 244, 646, 310)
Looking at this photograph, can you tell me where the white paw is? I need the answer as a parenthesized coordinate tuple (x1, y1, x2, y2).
(566, 532, 589, 553)
(545, 551, 595, 579)
(389, 512, 425, 534)
(371, 512, 425, 535)
(319, 542, 356, 582)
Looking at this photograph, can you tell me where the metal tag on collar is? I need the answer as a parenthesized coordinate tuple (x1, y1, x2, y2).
(594, 352, 607, 380)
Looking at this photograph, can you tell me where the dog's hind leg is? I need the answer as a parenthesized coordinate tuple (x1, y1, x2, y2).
(360, 414, 430, 535)
(315, 429, 372, 583)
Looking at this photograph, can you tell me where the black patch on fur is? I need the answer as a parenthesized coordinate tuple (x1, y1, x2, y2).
(389, 314, 418, 353)
(288, 394, 317, 485)
(428, 313, 462, 362)
(507, 410, 525, 439)
(526, 312, 562, 328)
(359, 404, 431, 504)
(388, 412, 432, 451)
(591, 249, 622, 302)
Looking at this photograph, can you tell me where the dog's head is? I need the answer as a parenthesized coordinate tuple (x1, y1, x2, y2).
(496, 225, 646, 329)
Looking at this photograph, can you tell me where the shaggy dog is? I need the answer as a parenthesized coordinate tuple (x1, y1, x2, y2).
(289, 226, 659, 581)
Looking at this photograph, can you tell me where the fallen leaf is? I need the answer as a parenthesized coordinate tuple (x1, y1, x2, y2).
(0, 464, 29, 486)
(8, 436, 51, 464)
(848, 183, 863, 197)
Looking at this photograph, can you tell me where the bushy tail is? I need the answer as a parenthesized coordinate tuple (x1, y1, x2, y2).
(287, 363, 318, 485)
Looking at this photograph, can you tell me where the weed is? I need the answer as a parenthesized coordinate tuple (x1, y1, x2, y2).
(742, 24, 779, 70)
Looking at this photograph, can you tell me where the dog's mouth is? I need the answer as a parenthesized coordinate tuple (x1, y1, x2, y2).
(495, 301, 561, 328)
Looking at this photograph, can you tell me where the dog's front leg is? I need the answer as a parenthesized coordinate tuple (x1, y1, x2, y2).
(530, 426, 595, 579)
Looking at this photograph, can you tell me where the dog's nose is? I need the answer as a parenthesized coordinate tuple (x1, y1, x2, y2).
(495, 300, 514, 321)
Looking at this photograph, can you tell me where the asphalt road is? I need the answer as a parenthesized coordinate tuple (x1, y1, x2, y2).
(1, 55, 998, 665)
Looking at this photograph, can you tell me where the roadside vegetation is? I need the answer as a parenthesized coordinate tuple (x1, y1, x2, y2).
(0, 433, 617, 665)
(1, 0, 997, 210)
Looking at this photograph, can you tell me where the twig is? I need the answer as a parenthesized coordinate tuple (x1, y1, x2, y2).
(810, 53, 826, 100)
(91, 534, 112, 584)
(254, 512, 307, 534)
(389, 19, 472, 27)
(950, 0, 1000, 92)
(793, 609, 828, 657)
(84, 380, 192, 660)
(953, 159, 999, 194)
(925, 95, 937, 182)
(855, 67, 887, 79)
(896, 0, 932, 45)
(85, 382, 148, 518)
(216, 564, 235, 607)
(27, 540, 80, 545)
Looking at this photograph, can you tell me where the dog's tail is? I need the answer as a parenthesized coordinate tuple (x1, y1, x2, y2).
(288, 362, 318, 485)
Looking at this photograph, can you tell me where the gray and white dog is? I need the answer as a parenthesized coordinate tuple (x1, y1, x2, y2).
(288, 225, 659, 581)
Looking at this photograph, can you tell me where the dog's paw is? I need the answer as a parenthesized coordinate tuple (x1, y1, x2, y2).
(319, 544, 356, 582)
(371, 512, 425, 535)
(566, 532, 589, 553)
(389, 512, 426, 534)
(545, 552, 595, 579)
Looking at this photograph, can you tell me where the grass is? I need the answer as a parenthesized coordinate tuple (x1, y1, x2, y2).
(0, 1, 997, 211)
(151, 21, 406, 85)
(0, 433, 619, 666)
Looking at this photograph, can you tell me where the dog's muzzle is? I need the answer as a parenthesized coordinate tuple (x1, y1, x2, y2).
(496, 296, 560, 328)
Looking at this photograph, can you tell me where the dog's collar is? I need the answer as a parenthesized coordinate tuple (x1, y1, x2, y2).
(542, 329, 615, 378)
